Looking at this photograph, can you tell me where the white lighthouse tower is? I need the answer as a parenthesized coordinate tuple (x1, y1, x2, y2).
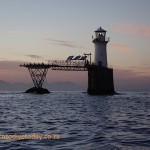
(92, 27, 109, 67)
(88, 26, 115, 95)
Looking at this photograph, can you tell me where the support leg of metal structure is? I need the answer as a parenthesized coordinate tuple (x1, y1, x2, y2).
(26, 67, 50, 94)
(28, 68, 48, 88)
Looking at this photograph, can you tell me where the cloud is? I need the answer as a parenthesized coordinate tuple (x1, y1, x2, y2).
(26, 55, 43, 59)
(114, 68, 150, 91)
(114, 68, 138, 79)
(115, 23, 150, 37)
(46, 38, 84, 48)
(0, 60, 31, 83)
(110, 44, 132, 51)
(46, 39, 67, 43)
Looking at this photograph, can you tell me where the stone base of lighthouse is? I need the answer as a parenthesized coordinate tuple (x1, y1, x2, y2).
(87, 65, 116, 95)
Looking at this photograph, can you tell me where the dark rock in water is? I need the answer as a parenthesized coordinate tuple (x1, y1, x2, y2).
(25, 87, 50, 94)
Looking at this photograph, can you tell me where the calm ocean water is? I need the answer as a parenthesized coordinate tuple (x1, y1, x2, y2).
(0, 91, 150, 150)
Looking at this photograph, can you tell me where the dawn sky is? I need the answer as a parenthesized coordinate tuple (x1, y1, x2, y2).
(0, 0, 150, 91)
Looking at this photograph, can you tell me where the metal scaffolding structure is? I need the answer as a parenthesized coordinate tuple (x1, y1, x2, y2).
(49, 60, 88, 71)
(20, 54, 91, 93)
(20, 62, 88, 90)
(20, 64, 50, 89)
(28, 68, 48, 88)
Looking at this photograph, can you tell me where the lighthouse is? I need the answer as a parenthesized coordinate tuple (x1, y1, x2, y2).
(93, 27, 109, 67)
(87, 27, 115, 95)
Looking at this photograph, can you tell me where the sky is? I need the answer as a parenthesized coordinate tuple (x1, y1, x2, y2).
(0, 0, 150, 91)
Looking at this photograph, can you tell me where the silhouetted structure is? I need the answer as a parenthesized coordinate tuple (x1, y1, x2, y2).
(88, 27, 115, 95)
(20, 27, 116, 95)
(20, 64, 50, 94)
(20, 55, 89, 94)
(87, 65, 115, 95)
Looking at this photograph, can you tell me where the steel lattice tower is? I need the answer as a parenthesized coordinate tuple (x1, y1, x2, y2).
(20, 63, 50, 93)
(28, 67, 49, 88)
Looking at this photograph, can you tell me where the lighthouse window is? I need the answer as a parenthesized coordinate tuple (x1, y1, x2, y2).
(102, 33, 105, 36)
(98, 33, 101, 37)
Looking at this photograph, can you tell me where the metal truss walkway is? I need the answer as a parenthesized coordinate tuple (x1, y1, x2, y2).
(20, 54, 91, 92)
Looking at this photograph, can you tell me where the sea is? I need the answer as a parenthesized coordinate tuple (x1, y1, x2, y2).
(0, 91, 150, 150)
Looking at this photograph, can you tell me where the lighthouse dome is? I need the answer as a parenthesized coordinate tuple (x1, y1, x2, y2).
(94, 27, 106, 32)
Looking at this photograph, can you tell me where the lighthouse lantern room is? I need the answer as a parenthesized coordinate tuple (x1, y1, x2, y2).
(92, 27, 109, 67)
